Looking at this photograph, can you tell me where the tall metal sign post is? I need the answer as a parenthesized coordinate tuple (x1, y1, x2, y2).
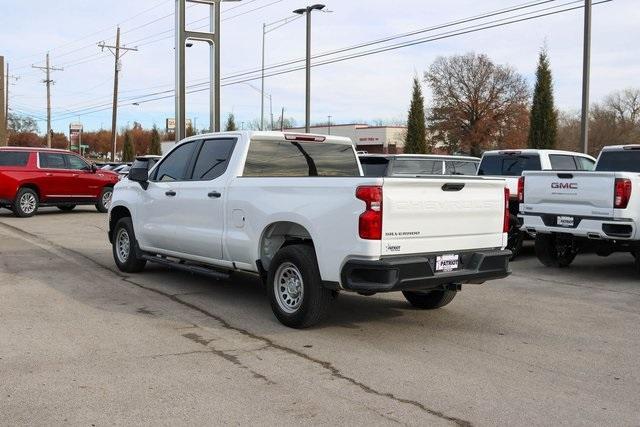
(175, 0, 240, 142)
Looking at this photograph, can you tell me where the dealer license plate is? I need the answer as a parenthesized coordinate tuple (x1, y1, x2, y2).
(435, 254, 459, 272)
(557, 216, 574, 227)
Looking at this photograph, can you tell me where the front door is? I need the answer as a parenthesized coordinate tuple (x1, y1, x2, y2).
(64, 153, 102, 199)
(135, 140, 198, 253)
(170, 137, 237, 261)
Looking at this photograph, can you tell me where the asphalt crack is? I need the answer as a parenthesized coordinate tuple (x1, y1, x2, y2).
(0, 221, 472, 426)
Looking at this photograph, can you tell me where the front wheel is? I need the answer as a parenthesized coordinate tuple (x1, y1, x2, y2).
(96, 187, 113, 213)
(112, 217, 146, 273)
(267, 244, 333, 328)
(13, 188, 39, 218)
(402, 289, 457, 309)
(535, 233, 577, 267)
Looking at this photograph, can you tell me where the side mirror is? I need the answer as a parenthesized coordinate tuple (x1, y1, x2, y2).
(91, 164, 98, 173)
(128, 167, 149, 189)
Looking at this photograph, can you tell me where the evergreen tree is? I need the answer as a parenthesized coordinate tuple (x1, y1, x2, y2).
(225, 113, 238, 131)
(149, 125, 161, 155)
(528, 47, 557, 149)
(121, 131, 135, 162)
(404, 77, 427, 154)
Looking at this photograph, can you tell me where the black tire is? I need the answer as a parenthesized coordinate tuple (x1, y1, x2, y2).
(402, 289, 457, 309)
(13, 187, 39, 218)
(96, 187, 113, 213)
(534, 233, 577, 268)
(112, 217, 146, 273)
(506, 222, 524, 261)
(267, 244, 333, 329)
(57, 205, 76, 212)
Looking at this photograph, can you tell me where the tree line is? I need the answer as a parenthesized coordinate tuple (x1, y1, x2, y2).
(404, 50, 640, 157)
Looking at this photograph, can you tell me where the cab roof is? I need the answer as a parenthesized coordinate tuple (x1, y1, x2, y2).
(360, 153, 480, 161)
(482, 148, 594, 159)
(0, 146, 70, 153)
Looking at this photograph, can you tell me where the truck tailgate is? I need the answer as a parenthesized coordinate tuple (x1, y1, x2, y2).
(522, 171, 615, 217)
(381, 177, 505, 256)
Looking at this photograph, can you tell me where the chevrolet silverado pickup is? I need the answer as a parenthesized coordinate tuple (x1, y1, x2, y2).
(477, 149, 596, 259)
(108, 131, 511, 328)
(520, 145, 640, 271)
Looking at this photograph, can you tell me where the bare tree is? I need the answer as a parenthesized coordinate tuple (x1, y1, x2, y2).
(604, 88, 640, 124)
(424, 53, 529, 156)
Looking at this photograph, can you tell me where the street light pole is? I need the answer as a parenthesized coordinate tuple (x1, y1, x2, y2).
(261, 23, 266, 131)
(294, 4, 326, 133)
(580, 0, 592, 154)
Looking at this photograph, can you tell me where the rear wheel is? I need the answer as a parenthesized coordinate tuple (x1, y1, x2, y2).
(535, 233, 577, 267)
(267, 244, 333, 328)
(112, 217, 146, 273)
(57, 205, 76, 212)
(402, 289, 457, 309)
(13, 188, 39, 218)
(96, 187, 113, 213)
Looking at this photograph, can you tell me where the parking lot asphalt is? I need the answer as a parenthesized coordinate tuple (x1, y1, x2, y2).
(1, 207, 639, 426)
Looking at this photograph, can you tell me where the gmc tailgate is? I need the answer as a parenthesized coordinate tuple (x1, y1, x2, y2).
(521, 171, 616, 218)
(381, 177, 507, 256)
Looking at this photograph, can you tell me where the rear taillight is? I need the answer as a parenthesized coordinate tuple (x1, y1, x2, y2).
(614, 178, 632, 209)
(517, 176, 525, 203)
(356, 185, 382, 240)
(503, 187, 510, 233)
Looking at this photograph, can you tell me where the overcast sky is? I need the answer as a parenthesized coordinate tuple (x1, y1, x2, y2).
(2, 0, 638, 134)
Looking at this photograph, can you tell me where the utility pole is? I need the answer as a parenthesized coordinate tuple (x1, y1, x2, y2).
(32, 53, 63, 148)
(293, 4, 326, 133)
(580, 0, 592, 154)
(99, 27, 138, 161)
(0, 56, 5, 146)
(261, 22, 266, 131)
(280, 107, 285, 131)
(4, 62, 20, 146)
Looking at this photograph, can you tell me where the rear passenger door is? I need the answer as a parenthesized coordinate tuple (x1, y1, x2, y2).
(37, 152, 71, 199)
(136, 140, 199, 253)
(170, 138, 237, 261)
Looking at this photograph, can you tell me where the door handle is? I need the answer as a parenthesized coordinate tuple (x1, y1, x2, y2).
(72, 174, 79, 177)
(165, 190, 176, 197)
(46, 173, 53, 177)
(208, 191, 222, 199)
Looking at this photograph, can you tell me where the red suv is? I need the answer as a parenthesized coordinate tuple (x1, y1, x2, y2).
(0, 147, 120, 217)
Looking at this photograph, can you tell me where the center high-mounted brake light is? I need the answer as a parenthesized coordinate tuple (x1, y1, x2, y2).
(503, 187, 510, 233)
(284, 134, 326, 142)
(517, 176, 525, 203)
(356, 185, 382, 240)
(614, 178, 632, 209)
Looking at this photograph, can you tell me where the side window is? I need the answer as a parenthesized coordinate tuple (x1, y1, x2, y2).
(190, 138, 236, 180)
(65, 154, 89, 170)
(39, 152, 66, 169)
(576, 156, 595, 171)
(152, 141, 196, 182)
(445, 161, 478, 175)
(549, 154, 577, 170)
(0, 151, 30, 166)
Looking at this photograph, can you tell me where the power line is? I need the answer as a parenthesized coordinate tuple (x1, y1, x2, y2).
(48, 0, 610, 122)
(45, 0, 563, 115)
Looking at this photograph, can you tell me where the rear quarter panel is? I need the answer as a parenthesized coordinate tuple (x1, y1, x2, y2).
(0, 152, 37, 201)
(225, 177, 382, 282)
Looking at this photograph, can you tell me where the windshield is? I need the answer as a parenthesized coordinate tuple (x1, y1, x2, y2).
(478, 154, 541, 176)
(596, 150, 640, 172)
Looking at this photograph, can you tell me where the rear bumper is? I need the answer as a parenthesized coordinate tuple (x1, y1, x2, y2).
(340, 249, 511, 293)
(520, 213, 636, 240)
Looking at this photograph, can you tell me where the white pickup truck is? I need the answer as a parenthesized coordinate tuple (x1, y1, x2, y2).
(520, 145, 640, 271)
(108, 131, 511, 328)
(477, 149, 596, 258)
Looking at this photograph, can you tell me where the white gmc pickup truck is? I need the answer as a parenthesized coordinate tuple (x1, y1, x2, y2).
(520, 145, 640, 271)
(108, 131, 511, 328)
